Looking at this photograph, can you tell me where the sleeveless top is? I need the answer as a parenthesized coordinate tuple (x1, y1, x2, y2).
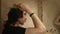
(2, 26, 26, 34)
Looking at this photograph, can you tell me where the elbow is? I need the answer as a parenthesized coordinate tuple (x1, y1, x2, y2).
(43, 28, 46, 33)
(41, 28, 47, 34)
(39, 27, 47, 34)
(38, 29, 46, 34)
(43, 26, 47, 33)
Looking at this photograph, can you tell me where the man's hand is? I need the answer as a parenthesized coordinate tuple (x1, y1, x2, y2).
(13, 3, 26, 11)
(13, 3, 33, 14)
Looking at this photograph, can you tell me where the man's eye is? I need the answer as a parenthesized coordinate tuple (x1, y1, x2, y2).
(58, 19, 60, 22)
(24, 13, 26, 15)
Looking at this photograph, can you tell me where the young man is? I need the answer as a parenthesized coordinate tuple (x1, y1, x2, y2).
(2, 3, 46, 34)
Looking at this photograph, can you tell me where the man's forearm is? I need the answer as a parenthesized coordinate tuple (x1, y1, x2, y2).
(31, 14, 46, 29)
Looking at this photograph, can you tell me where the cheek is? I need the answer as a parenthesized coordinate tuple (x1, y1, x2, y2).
(22, 18, 27, 22)
(18, 18, 27, 23)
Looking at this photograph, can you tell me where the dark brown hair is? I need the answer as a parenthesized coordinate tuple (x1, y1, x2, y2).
(4, 7, 23, 28)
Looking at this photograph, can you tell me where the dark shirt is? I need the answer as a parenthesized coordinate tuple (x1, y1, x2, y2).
(2, 26, 26, 34)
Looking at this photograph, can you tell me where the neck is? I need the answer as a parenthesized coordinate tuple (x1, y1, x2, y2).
(11, 22, 24, 27)
(14, 22, 23, 27)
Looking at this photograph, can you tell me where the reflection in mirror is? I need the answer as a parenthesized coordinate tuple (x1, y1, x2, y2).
(53, 14, 60, 34)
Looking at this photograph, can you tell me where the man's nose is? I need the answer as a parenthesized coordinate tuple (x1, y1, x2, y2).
(25, 18, 27, 20)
